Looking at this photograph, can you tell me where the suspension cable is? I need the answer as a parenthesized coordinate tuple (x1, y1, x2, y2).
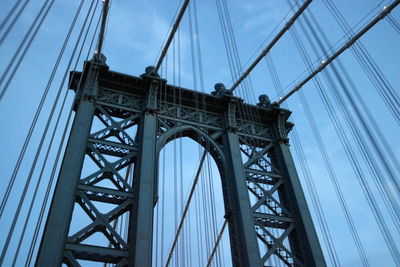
(0, 0, 31, 44)
(284, 28, 371, 265)
(215, 0, 259, 167)
(165, 150, 207, 267)
(302, 0, 400, 219)
(0, 0, 82, 218)
(323, 0, 400, 126)
(387, 13, 400, 33)
(206, 219, 227, 267)
(0, 0, 56, 100)
(0, 0, 99, 264)
(291, 1, 400, 262)
(96, 0, 110, 60)
(155, 0, 190, 73)
(187, 2, 217, 263)
(276, 0, 400, 104)
(24, 9, 102, 266)
(11, 2, 101, 265)
(228, 0, 312, 93)
(219, 0, 256, 102)
(192, 0, 205, 92)
(266, 53, 340, 266)
(0, 1, 23, 32)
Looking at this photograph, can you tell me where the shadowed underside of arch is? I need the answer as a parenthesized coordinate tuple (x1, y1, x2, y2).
(156, 124, 227, 175)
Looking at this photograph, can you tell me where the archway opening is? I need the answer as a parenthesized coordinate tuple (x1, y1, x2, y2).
(153, 135, 232, 267)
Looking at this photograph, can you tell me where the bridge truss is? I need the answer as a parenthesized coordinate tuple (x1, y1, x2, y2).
(35, 60, 325, 266)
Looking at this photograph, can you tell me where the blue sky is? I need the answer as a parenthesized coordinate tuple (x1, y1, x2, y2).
(0, 0, 399, 266)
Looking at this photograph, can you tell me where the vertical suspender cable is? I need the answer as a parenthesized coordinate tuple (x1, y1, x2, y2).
(266, 54, 340, 266)
(192, 0, 205, 92)
(320, 1, 400, 216)
(190, 3, 212, 263)
(323, 0, 400, 127)
(165, 151, 207, 267)
(281, 3, 400, 234)
(0, 1, 23, 32)
(0, 0, 55, 217)
(276, 0, 400, 104)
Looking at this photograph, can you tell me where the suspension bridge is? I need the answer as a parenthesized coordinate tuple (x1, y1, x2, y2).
(0, 0, 399, 266)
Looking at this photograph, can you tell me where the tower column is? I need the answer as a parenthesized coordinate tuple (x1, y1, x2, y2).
(128, 74, 160, 267)
(223, 131, 262, 267)
(222, 97, 261, 267)
(273, 112, 326, 267)
(36, 62, 100, 267)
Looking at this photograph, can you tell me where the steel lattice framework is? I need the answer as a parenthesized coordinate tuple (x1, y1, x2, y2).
(35, 59, 326, 267)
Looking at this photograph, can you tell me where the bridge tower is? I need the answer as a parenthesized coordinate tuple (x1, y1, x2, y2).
(35, 57, 325, 267)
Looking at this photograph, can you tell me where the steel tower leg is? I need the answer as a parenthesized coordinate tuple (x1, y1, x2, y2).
(35, 63, 99, 267)
(128, 76, 159, 267)
(223, 131, 262, 267)
(274, 141, 326, 267)
(129, 112, 157, 266)
(220, 98, 262, 267)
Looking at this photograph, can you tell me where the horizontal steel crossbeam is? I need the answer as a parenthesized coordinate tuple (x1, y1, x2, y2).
(65, 243, 129, 263)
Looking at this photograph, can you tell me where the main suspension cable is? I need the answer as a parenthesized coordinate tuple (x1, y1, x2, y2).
(323, 0, 400, 126)
(286, 28, 371, 266)
(291, 2, 400, 263)
(276, 0, 400, 104)
(155, 0, 190, 73)
(228, 0, 312, 93)
(95, 0, 110, 60)
(303, 1, 400, 220)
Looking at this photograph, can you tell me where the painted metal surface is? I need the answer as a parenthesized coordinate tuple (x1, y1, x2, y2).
(36, 59, 325, 267)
